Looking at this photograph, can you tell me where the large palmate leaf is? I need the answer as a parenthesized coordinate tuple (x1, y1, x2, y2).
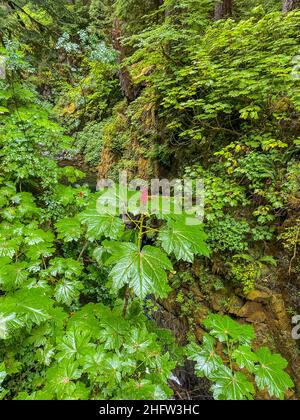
(47, 258, 83, 279)
(0, 312, 24, 339)
(187, 335, 223, 377)
(55, 217, 82, 243)
(95, 304, 131, 350)
(3, 289, 53, 329)
(57, 329, 94, 361)
(158, 216, 209, 262)
(24, 228, 54, 246)
(80, 208, 124, 240)
(254, 347, 294, 400)
(0, 262, 29, 290)
(0, 238, 21, 258)
(232, 345, 257, 372)
(210, 366, 255, 401)
(25, 242, 55, 261)
(204, 314, 255, 345)
(54, 280, 83, 306)
(45, 360, 82, 399)
(105, 242, 173, 299)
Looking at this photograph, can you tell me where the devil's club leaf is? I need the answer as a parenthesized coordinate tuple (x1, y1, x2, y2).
(56, 217, 82, 242)
(0, 262, 29, 290)
(158, 216, 209, 262)
(46, 360, 82, 399)
(48, 258, 83, 279)
(57, 330, 94, 361)
(254, 347, 294, 400)
(210, 365, 255, 400)
(0, 312, 23, 339)
(232, 345, 257, 371)
(26, 242, 55, 261)
(24, 228, 54, 246)
(54, 280, 82, 305)
(105, 242, 173, 299)
(187, 335, 223, 377)
(204, 314, 255, 345)
(80, 209, 124, 240)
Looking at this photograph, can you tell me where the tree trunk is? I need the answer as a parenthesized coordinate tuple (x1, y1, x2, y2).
(214, 0, 232, 20)
(283, 0, 299, 12)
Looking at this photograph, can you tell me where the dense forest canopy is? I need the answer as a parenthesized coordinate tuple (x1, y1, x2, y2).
(0, 0, 300, 401)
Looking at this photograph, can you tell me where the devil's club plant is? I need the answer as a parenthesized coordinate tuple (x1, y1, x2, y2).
(187, 314, 294, 400)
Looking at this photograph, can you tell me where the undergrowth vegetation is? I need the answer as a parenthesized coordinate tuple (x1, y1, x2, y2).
(1, 0, 300, 401)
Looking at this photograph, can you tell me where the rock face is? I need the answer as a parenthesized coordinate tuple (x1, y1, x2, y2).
(238, 302, 267, 323)
(246, 289, 272, 303)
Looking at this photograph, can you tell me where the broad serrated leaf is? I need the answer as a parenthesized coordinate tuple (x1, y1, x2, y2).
(204, 314, 255, 345)
(0, 262, 29, 290)
(47, 258, 83, 279)
(25, 242, 55, 261)
(46, 360, 82, 399)
(105, 242, 173, 299)
(57, 329, 94, 361)
(0, 238, 20, 258)
(4, 289, 53, 328)
(54, 280, 82, 306)
(232, 345, 257, 371)
(23, 228, 54, 246)
(124, 327, 153, 356)
(0, 312, 24, 339)
(80, 208, 124, 240)
(55, 217, 82, 242)
(187, 335, 224, 377)
(254, 347, 294, 400)
(210, 366, 255, 400)
(158, 216, 209, 262)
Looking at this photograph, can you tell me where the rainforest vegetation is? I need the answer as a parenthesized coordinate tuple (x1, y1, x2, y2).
(0, 0, 300, 401)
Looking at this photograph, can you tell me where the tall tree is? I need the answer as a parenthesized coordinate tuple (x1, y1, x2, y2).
(283, 0, 299, 11)
(214, 0, 232, 20)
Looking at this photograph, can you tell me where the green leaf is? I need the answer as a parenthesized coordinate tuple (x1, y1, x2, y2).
(48, 258, 83, 279)
(98, 316, 129, 350)
(0, 238, 20, 258)
(57, 329, 94, 361)
(25, 242, 55, 261)
(232, 345, 257, 372)
(54, 280, 82, 306)
(0, 262, 29, 290)
(124, 327, 153, 356)
(0, 312, 24, 339)
(2, 289, 53, 330)
(46, 360, 82, 399)
(55, 217, 82, 243)
(0, 362, 7, 386)
(187, 335, 224, 377)
(105, 242, 173, 299)
(204, 314, 255, 345)
(24, 228, 54, 246)
(158, 216, 209, 262)
(0, 106, 9, 114)
(80, 209, 124, 240)
(254, 347, 294, 400)
(210, 366, 255, 400)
